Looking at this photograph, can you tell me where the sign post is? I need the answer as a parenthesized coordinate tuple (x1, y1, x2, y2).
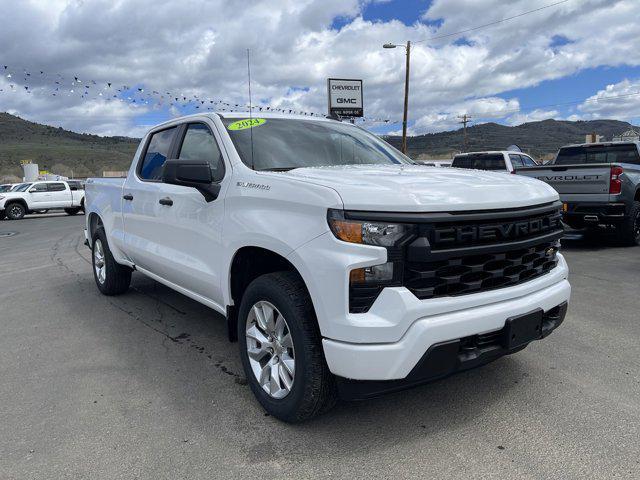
(327, 78, 363, 119)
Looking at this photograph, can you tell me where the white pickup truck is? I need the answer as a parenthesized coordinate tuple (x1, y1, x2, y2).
(84, 113, 571, 422)
(0, 180, 85, 220)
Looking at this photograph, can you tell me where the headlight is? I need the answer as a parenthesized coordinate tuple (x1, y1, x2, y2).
(327, 209, 411, 247)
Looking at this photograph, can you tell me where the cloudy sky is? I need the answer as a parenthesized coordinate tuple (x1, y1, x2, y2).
(1, 0, 639, 137)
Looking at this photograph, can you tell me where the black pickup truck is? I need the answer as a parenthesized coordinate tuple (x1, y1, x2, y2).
(517, 142, 640, 245)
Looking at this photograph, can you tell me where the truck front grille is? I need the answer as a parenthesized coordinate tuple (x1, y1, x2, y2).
(347, 202, 564, 313)
(404, 240, 559, 300)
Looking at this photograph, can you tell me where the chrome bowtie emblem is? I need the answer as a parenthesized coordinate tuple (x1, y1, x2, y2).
(545, 247, 557, 257)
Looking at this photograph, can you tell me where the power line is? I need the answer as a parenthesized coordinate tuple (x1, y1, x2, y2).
(413, 0, 570, 44)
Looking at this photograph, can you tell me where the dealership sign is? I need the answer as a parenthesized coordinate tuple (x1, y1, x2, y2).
(327, 78, 363, 118)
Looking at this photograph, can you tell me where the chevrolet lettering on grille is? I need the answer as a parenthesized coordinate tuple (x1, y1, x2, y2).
(429, 212, 562, 246)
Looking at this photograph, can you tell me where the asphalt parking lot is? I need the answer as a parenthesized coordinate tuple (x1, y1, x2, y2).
(1, 214, 639, 479)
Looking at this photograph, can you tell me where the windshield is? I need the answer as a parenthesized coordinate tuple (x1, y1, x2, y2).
(12, 183, 32, 192)
(452, 154, 506, 171)
(555, 144, 640, 165)
(221, 117, 413, 170)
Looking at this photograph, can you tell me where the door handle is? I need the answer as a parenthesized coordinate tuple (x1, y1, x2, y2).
(159, 197, 173, 206)
(123, 194, 134, 201)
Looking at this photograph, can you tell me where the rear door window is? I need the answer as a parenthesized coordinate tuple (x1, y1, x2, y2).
(138, 127, 178, 180)
(47, 183, 66, 191)
(452, 154, 506, 171)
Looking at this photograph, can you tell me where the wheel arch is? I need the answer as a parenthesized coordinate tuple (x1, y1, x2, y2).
(4, 198, 28, 210)
(88, 212, 103, 243)
(226, 245, 316, 342)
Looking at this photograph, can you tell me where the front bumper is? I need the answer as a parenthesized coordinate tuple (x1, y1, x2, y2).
(336, 302, 567, 400)
(321, 256, 570, 382)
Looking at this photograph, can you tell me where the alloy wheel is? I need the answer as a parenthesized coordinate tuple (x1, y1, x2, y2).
(9, 205, 23, 219)
(94, 239, 106, 284)
(245, 301, 295, 399)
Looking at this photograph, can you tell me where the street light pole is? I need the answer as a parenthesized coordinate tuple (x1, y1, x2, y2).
(383, 41, 411, 155)
(401, 41, 411, 155)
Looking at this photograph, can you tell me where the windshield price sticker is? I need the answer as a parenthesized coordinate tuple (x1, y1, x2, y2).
(227, 118, 266, 131)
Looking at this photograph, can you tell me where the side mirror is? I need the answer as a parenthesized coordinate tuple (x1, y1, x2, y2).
(161, 159, 221, 202)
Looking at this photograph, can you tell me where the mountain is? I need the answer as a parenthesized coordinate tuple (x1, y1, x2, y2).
(384, 119, 639, 159)
(0, 112, 139, 180)
(1, 113, 638, 179)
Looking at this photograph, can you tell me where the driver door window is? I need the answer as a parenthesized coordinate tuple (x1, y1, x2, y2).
(29, 183, 51, 207)
(30, 183, 48, 193)
(177, 123, 225, 181)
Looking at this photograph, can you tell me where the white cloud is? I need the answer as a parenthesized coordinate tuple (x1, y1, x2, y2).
(575, 78, 640, 120)
(0, 0, 638, 136)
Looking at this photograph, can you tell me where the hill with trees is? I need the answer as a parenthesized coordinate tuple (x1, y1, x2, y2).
(1, 112, 637, 180)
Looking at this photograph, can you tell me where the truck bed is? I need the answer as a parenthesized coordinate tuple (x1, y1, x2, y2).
(85, 177, 126, 222)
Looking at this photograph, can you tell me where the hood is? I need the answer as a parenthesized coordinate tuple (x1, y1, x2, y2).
(272, 165, 558, 212)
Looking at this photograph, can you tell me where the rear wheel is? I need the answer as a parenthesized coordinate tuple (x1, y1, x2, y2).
(238, 271, 337, 422)
(562, 219, 583, 230)
(617, 201, 640, 246)
(5, 203, 25, 220)
(65, 207, 81, 216)
(92, 227, 132, 295)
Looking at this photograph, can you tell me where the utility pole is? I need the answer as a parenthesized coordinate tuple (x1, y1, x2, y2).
(458, 114, 472, 152)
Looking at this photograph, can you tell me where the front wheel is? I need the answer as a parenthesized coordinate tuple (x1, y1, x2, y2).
(238, 272, 336, 422)
(92, 227, 132, 295)
(65, 207, 81, 216)
(5, 203, 25, 220)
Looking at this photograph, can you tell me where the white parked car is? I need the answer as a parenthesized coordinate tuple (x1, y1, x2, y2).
(0, 180, 85, 220)
(452, 151, 538, 173)
(84, 113, 570, 422)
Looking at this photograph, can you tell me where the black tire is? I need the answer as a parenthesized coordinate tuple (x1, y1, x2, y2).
(562, 219, 583, 231)
(0, 211, 5, 220)
(65, 207, 81, 216)
(5, 202, 25, 220)
(92, 227, 132, 295)
(238, 271, 337, 422)
(617, 201, 640, 246)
